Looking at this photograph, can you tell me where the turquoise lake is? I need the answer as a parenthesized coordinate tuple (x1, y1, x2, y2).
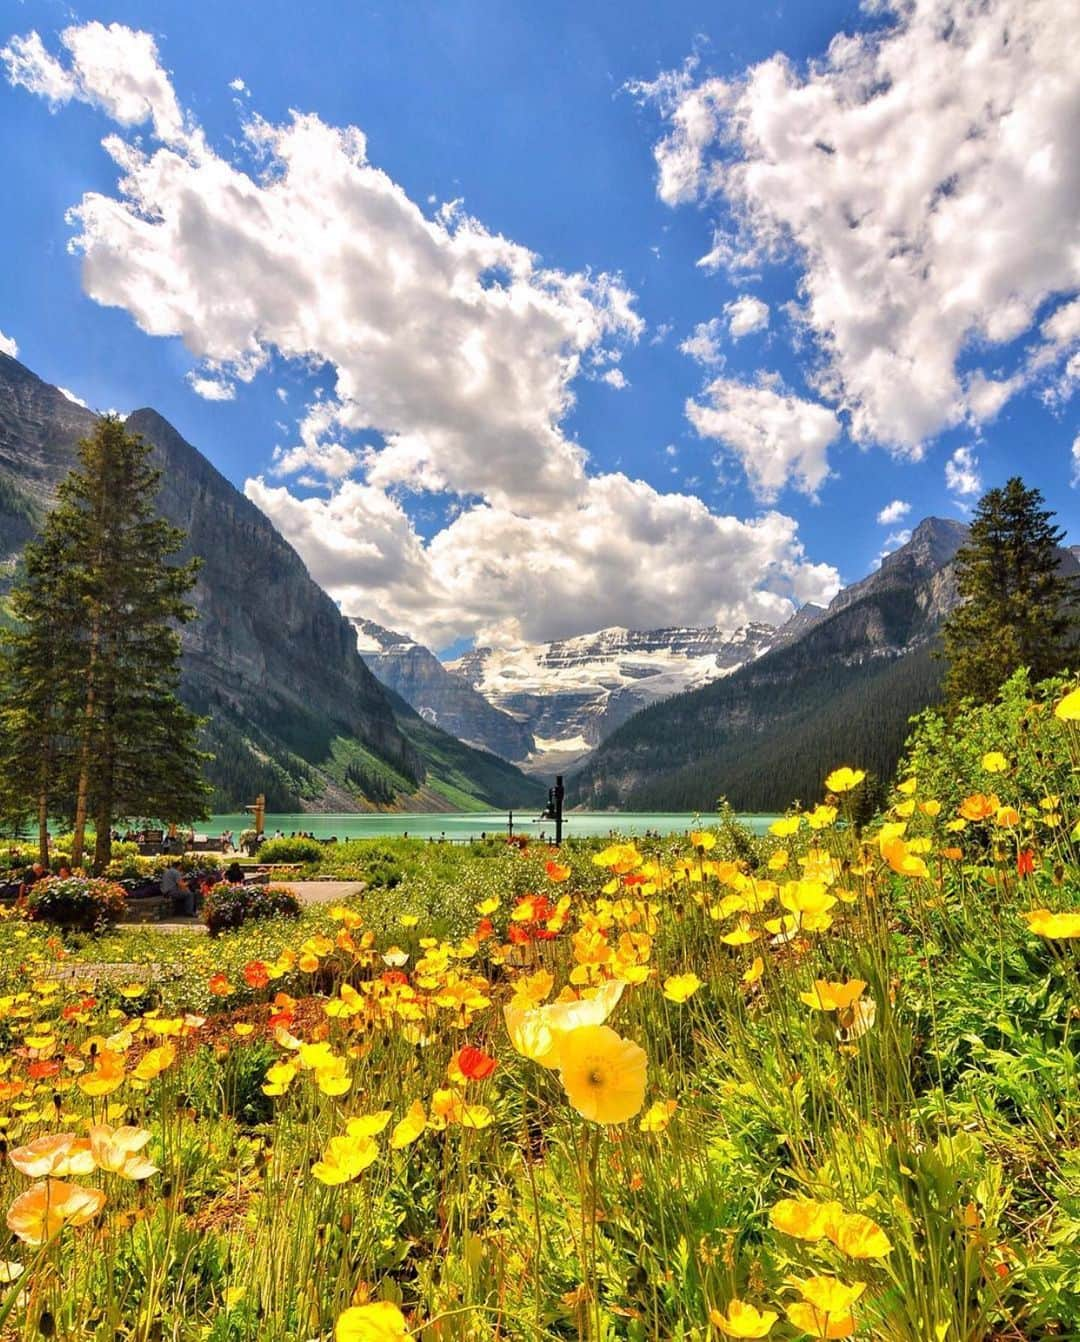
(203, 811, 778, 842)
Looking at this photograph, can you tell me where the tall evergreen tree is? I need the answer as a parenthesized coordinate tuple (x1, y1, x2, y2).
(942, 476, 1077, 711)
(0, 417, 210, 870)
(0, 531, 80, 863)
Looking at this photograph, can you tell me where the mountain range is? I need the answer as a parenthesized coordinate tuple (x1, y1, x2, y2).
(356, 619, 779, 773)
(359, 516, 1080, 813)
(0, 353, 544, 814)
(6, 350, 1071, 819)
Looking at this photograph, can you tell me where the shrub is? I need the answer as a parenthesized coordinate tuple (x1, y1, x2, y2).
(255, 835, 324, 865)
(903, 668, 1076, 820)
(105, 853, 154, 880)
(25, 875, 127, 929)
(203, 883, 301, 936)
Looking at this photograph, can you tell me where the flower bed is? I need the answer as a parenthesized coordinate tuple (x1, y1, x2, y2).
(202, 882, 301, 936)
(24, 874, 128, 929)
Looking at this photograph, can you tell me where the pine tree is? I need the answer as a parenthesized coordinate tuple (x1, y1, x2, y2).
(943, 476, 1077, 711)
(0, 531, 80, 863)
(0, 417, 211, 870)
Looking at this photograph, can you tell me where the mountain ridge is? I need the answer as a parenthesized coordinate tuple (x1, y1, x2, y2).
(0, 353, 543, 814)
(570, 517, 1080, 812)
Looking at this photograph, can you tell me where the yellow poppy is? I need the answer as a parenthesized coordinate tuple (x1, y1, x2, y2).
(557, 1025, 647, 1124)
(785, 1302, 855, 1339)
(959, 793, 998, 822)
(824, 767, 865, 794)
(662, 973, 702, 1004)
(7, 1134, 94, 1179)
(769, 816, 802, 838)
(770, 1197, 841, 1241)
(828, 1211, 892, 1258)
(881, 839, 929, 880)
(312, 1134, 379, 1185)
(689, 830, 717, 850)
(795, 1279, 865, 1315)
(88, 1124, 158, 1180)
(780, 881, 836, 917)
(722, 923, 761, 946)
(1023, 909, 1080, 939)
(710, 1300, 778, 1338)
(6, 1179, 106, 1244)
(346, 1111, 392, 1138)
(262, 1059, 298, 1096)
(131, 1044, 175, 1083)
(1054, 687, 1080, 720)
(799, 980, 866, 1013)
(335, 1301, 409, 1341)
(742, 956, 764, 985)
(639, 1099, 678, 1133)
(981, 751, 1008, 773)
(390, 1100, 427, 1149)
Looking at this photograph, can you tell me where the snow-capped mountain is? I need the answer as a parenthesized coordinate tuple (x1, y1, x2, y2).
(365, 622, 774, 773)
(355, 619, 780, 773)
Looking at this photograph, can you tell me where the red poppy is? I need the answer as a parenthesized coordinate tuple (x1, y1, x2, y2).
(27, 1060, 60, 1080)
(63, 996, 96, 1019)
(208, 973, 232, 996)
(380, 970, 409, 986)
(545, 860, 571, 882)
(507, 924, 530, 945)
(475, 916, 494, 941)
(242, 961, 270, 990)
(457, 1045, 498, 1080)
(1017, 849, 1036, 877)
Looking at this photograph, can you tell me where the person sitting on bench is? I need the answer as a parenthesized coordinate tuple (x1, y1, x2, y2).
(159, 862, 193, 917)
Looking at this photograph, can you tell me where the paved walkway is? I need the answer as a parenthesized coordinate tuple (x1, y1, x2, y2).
(128, 880, 366, 932)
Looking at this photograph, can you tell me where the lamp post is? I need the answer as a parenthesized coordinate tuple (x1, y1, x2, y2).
(539, 775, 565, 846)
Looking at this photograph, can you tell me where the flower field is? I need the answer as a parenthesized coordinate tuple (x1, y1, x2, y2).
(2, 672, 1080, 1340)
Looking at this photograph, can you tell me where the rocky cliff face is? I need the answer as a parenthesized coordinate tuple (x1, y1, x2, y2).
(354, 619, 535, 761)
(0, 353, 541, 812)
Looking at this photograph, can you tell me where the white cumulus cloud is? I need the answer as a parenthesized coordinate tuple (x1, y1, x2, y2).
(945, 445, 981, 499)
(724, 294, 769, 339)
(2, 22, 187, 144)
(679, 317, 726, 367)
(246, 471, 840, 648)
(637, 0, 1080, 455)
(0, 329, 17, 358)
(5, 21, 841, 643)
(186, 374, 235, 402)
(58, 386, 88, 408)
(877, 498, 910, 525)
(686, 377, 840, 500)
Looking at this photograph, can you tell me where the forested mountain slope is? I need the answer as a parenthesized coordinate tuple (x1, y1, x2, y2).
(572, 520, 971, 812)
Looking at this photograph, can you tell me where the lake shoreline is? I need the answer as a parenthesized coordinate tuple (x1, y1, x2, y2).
(202, 810, 779, 842)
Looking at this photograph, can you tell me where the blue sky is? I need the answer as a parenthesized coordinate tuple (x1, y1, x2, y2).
(1, 0, 1076, 651)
